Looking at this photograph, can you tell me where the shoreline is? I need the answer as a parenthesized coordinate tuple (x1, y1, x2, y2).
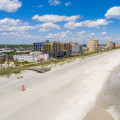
(83, 106, 114, 120)
(0, 50, 120, 120)
(83, 59, 120, 120)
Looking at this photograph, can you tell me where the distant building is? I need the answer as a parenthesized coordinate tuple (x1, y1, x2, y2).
(13, 52, 49, 62)
(5, 60, 15, 66)
(71, 43, 82, 53)
(88, 39, 98, 52)
(0, 51, 3, 55)
(33, 41, 66, 58)
(30, 52, 49, 61)
(107, 41, 115, 49)
(0, 54, 8, 60)
(0, 47, 14, 53)
(15, 50, 30, 53)
(13, 55, 39, 62)
(33, 41, 83, 58)
(99, 45, 108, 51)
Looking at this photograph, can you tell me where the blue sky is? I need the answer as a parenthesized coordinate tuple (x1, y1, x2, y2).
(0, 0, 120, 44)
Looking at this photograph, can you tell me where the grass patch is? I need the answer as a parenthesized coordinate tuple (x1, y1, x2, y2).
(0, 67, 25, 77)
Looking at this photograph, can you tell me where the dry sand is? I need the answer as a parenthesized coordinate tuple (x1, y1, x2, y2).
(0, 50, 120, 120)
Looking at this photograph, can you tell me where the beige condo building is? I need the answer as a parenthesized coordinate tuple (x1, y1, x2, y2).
(107, 41, 115, 49)
(88, 39, 98, 52)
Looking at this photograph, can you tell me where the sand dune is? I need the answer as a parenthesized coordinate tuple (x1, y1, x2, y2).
(0, 50, 120, 120)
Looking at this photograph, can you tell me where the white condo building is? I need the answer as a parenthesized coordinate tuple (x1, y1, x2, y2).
(71, 43, 82, 53)
(13, 52, 49, 62)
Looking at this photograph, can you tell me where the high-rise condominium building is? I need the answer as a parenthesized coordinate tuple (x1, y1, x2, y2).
(33, 40, 65, 58)
(71, 43, 83, 53)
(107, 41, 115, 49)
(33, 41, 83, 58)
(88, 39, 98, 52)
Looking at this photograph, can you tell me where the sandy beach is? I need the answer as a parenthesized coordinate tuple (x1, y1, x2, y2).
(0, 50, 120, 120)
(83, 106, 114, 120)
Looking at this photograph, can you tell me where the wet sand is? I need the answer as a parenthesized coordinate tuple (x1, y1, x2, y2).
(83, 106, 114, 120)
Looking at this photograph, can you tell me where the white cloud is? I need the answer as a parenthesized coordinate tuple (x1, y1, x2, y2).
(89, 33, 95, 36)
(101, 32, 107, 35)
(41, 22, 60, 29)
(32, 14, 80, 23)
(78, 31, 86, 35)
(1, 31, 32, 38)
(0, 18, 61, 33)
(82, 19, 112, 27)
(105, 6, 120, 19)
(39, 22, 60, 32)
(64, 22, 82, 29)
(64, 16, 80, 22)
(0, 0, 22, 12)
(0, 25, 34, 32)
(0, 18, 35, 32)
(45, 30, 71, 39)
(0, 18, 21, 25)
(64, 19, 113, 29)
(65, 2, 71, 6)
(39, 29, 49, 32)
(38, 5, 43, 8)
(48, 0, 61, 6)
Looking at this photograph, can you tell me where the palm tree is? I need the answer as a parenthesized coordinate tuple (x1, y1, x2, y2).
(7, 54, 12, 68)
(0, 57, 6, 69)
(0, 59, 2, 69)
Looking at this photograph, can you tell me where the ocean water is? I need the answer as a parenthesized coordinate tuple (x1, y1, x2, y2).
(96, 68, 120, 120)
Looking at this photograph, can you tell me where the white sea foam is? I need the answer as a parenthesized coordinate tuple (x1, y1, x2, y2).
(97, 68, 120, 120)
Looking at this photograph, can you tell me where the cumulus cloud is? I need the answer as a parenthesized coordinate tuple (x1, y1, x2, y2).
(0, 18, 36, 32)
(38, 5, 43, 8)
(78, 31, 86, 35)
(64, 19, 113, 29)
(0, 0, 22, 12)
(82, 19, 112, 27)
(64, 22, 82, 29)
(1, 31, 32, 38)
(89, 33, 95, 36)
(39, 29, 49, 32)
(41, 22, 60, 29)
(48, 0, 61, 6)
(105, 6, 120, 19)
(32, 14, 80, 23)
(0, 18, 60, 34)
(39, 22, 60, 32)
(101, 32, 107, 35)
(45, 30, 71, 39)
(65, 2, 71, 6)
(0, 18, 21, 25)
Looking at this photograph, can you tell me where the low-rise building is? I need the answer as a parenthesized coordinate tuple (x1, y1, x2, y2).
(13, 55, 39, 62)
(30, 52, 49, 61)
(13, 52, 49, 62)
(5, 60, 15, 66)
(99, 45, 108, 51)
(0, 54, 8, 60)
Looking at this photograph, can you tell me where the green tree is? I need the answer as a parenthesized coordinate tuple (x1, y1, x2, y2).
(7, 54, 13, 68)
(0, 57, 6, 69)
